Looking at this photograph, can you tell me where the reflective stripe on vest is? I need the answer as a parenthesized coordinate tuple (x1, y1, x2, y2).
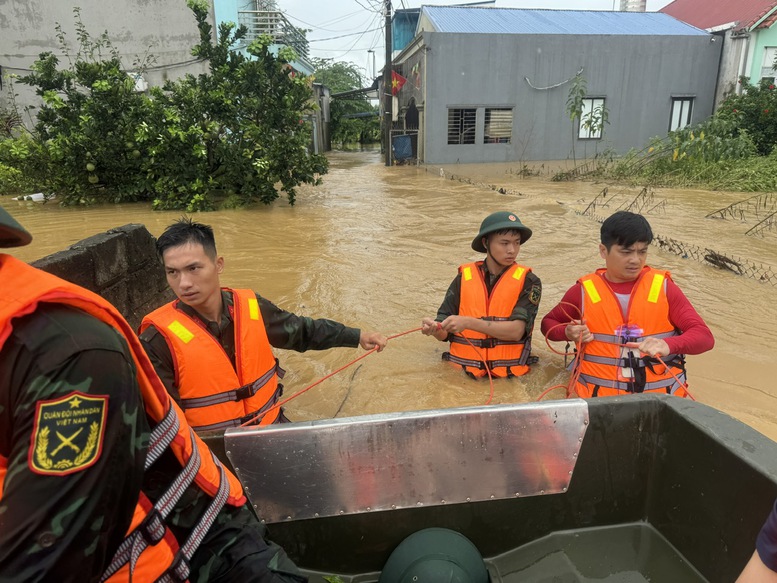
(448, 261, 533, 378)
(0, 254, 245, 582)
(140, 289, 283, 428)
(574, 267, 687, 398)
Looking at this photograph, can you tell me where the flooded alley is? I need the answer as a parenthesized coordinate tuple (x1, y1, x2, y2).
(4, 150, 777, 441)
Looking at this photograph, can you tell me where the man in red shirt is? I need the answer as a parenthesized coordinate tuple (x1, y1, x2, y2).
(540, 211, 713, 398)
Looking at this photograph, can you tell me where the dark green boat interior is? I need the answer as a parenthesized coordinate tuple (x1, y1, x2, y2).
(202, 395, 777, 583)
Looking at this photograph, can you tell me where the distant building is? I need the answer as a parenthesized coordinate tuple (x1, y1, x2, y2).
(620, 0, 647, 12)
(213, 0, 313, 76)
(390, 6, 720, 164)
(661, 0, 777, 107)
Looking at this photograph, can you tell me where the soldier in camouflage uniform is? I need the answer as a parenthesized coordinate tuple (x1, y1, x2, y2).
(139, 217, 387, 427)
(0, 206, 306, 582)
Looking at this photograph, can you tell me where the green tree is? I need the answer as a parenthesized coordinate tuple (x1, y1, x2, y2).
(146, 0, 328, 210)
(565, 74, 587, 165)
(717, 77, 777, 155)
(1, 1, 328, 210)
(3, 9, 156, 204)
(313, 59, 379, 146)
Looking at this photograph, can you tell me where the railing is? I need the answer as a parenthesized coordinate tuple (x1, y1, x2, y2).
(237, 10, 310, 61)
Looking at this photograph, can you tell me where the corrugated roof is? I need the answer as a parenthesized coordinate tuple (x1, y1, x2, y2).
(420, 6, 709, 36)
(660, 0, 777, 32)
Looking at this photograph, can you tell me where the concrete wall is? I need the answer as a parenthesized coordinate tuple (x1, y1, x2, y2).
(715, 30, 747, 109)
(0, 0, 212, 120)
(416, 31, 721, 164)
(32, 224, 173, 331)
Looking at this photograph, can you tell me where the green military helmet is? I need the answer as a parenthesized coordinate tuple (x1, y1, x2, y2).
(379, 527, 489, 583)
(471, 211, 532, 252)
(0, 205, 32, 248)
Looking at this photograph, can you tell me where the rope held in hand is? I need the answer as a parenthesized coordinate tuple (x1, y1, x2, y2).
(240, 327, 422, 427)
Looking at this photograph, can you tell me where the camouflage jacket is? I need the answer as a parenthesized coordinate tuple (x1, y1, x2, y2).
(139, 290, 361, 403)
(0, 304, 147, 581)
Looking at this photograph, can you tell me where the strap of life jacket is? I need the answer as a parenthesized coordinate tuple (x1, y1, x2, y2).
(449, 335, 524, 349)
(190, 384, 284, 432)
(180, 361, 285, 410)
(577, 372, 686, 394)
(442, 349, 531, 370)
(100, 407, 229, 582)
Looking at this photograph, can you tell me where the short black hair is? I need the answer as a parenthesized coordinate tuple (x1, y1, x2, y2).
(600, 211, 653, 250)
(156, 216, 217, 260)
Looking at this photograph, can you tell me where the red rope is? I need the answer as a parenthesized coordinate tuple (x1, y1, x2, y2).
(240, 327, 422, 427)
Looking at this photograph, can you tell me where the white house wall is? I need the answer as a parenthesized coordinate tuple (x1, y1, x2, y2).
(421, 31, 721, 164)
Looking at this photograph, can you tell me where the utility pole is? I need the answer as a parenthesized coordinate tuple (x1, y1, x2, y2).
(383, 0, 392, 167)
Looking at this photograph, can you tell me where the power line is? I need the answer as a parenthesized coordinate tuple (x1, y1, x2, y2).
(283, 9, 369, 33)
(314, 10, 383, 60)
(308, 27, 382, 42)
(352, 0, 382, 14)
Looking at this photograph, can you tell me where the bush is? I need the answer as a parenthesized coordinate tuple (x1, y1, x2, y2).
(717, 77, 777, 155)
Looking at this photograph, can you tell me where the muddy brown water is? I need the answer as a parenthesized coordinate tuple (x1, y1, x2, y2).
(3, 150, 777, 441)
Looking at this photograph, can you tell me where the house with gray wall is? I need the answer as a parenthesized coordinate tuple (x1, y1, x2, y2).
(392, 6, 721, 165)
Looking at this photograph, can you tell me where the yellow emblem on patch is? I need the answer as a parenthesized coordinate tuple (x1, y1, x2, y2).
(28, 391, 108, 476)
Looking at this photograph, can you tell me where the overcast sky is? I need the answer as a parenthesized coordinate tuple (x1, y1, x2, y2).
(279, 0, 675, 76)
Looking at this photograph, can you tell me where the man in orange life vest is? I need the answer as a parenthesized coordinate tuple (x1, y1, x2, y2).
(0, 207, 306, 581)
(541, 211, 714, 398)
(139, 218, 387, 431)
(420, 211, 542, 378)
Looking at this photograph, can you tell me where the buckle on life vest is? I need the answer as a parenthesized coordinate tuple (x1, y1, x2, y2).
(138, 507, 166, 545)
(234, 382, 255, 402)
(167, 551, 191, 582)
(479, 337, 498, 349)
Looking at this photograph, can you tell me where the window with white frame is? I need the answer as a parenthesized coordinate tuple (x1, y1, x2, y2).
(579, 98, 605, 139)
(483, 108, 513, 144)
(762, 47, 777, 80)
(669, 97, 694, 132)
(447, 108, 477, 145)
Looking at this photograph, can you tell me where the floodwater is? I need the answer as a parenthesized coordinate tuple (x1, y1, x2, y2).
(3, 151, 777, 441)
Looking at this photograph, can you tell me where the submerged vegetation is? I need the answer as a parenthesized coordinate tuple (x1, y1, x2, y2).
(560, 78, 777, 192)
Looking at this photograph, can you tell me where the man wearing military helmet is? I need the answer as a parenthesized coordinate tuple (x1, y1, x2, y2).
(421, 211, 542, 379)
(0, 206, 305, 581)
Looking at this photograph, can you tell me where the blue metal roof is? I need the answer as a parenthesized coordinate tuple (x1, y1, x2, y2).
(420, 6, 709, 36)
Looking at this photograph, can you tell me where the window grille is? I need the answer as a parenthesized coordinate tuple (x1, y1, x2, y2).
(447, 108, 476, 145)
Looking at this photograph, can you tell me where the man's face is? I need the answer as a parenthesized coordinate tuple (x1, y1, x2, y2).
(486, 231, 521, 268)
(600, 241, 649, 283)
(162, 241, 224, 311)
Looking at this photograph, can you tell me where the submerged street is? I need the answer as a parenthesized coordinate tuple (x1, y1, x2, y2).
(4, 150, 777, 440)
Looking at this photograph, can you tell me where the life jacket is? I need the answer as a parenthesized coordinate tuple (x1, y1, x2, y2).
(573, 267, 688, 398)
(139, 289, 284, 431)
(443, 262, 533, 378)
(0, 254, 246, 582)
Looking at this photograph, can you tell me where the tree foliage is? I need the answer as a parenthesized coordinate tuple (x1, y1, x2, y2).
(717, 77, 777, 156)
(0, 1, 328, 209)
(312, 58, 379, 146)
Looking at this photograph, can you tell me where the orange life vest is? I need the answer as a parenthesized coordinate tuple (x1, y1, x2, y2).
(573, 267, 687, 398)
(0, 254, 246, 582)
(443, 262, 533, 378)
(140, 289, 284, 430)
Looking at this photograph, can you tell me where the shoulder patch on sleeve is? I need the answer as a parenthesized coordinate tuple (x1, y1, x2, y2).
(529, 284, 542, 306)
(28, 391, 108, 476)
